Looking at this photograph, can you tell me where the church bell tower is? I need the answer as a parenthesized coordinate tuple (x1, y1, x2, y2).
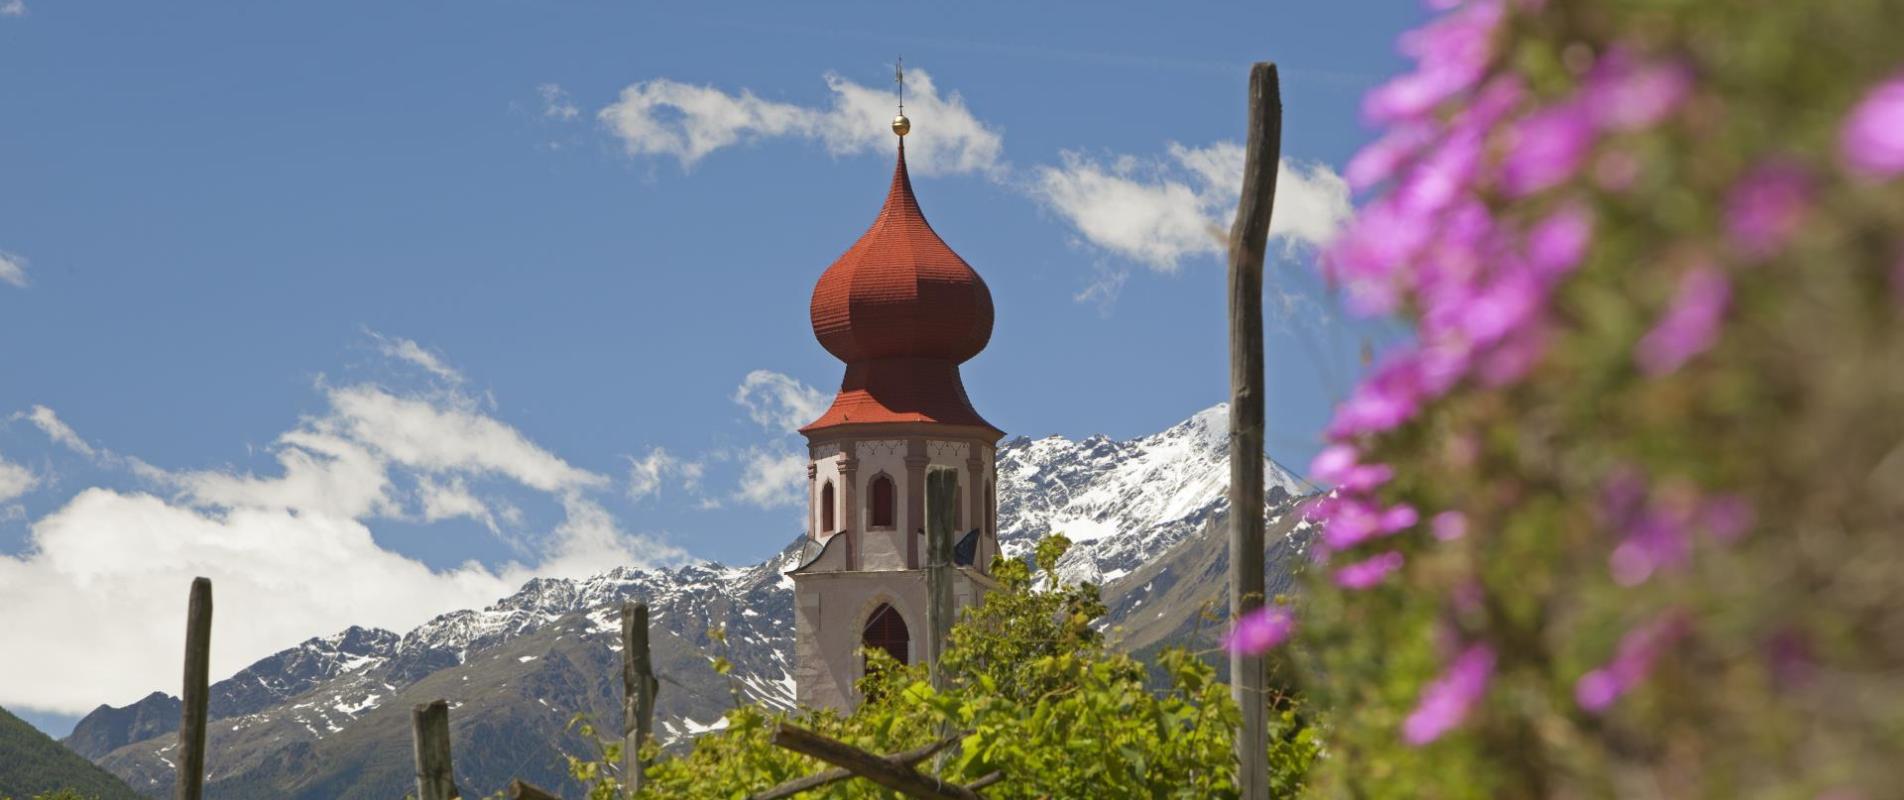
(788, 97, 1002, 710)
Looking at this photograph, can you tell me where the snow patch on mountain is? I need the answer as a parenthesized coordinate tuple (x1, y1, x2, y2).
(996, 403, 1310, 585)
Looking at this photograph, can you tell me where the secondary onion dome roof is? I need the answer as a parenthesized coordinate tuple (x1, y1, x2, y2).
(802, 137, 1000, 436)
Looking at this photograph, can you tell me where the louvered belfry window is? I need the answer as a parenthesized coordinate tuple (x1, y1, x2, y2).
(863, 603, 910, 665)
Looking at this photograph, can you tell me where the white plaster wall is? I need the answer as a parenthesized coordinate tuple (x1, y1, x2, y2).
(853, 439, 909, 571)
(792, 568, 991, 711)
(809, 445, 844, 542)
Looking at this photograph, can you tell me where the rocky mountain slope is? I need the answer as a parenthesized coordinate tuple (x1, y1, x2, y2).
(66, 404, 1314, 798)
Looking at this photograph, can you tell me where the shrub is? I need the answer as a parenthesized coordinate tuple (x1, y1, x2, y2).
(1280, 1, 1904, 797)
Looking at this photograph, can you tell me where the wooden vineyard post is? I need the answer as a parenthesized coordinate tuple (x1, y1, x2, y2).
(508, 778, 563, 800)
(175, 577, 212, 800)
(924, 469, 957, 690)
(1227, 60, 1283, 800)
(622, 600, 658, 797)
(411, 700, 459, 800)
(767, 723, 994, 800)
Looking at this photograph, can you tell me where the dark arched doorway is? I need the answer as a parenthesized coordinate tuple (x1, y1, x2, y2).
(862, 603, 910, 666)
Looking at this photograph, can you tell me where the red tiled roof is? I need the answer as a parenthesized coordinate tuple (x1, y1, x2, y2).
(803, 142, 998, 436)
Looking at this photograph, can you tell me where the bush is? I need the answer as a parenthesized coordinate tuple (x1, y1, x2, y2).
(1288, 1, 1904, 797)
(567, 535, 1316, 798)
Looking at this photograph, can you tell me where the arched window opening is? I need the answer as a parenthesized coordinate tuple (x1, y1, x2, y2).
(820, 480, 836, 533)
(869, 474, 896, 528)
(862, 603, 910, 666)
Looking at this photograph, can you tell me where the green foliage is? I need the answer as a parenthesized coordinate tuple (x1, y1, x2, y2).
(565, 536, 1316, 798)
(1298, 1, 1904, 797)
(0, 706, 141, 800)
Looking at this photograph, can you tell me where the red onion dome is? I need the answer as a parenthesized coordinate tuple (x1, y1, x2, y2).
(809, 142, 994, 364)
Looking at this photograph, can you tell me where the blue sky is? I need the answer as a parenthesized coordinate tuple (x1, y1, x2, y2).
(0, 1, 1420, 727)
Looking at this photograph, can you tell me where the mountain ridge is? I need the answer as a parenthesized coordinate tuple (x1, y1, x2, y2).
(64, 404, 1314, 798)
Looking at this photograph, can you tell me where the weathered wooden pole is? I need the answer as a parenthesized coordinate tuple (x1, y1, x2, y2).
(621, 600, 658, 797)
(175, 577, 212, 800)
(751, 734, 963, 800)
(924, 471, 957, 690)
(411, 700, 459, 800)
(770, 723, 983, 800)
(508, 778, 563, 800)
(1227, 60, 1282, 800)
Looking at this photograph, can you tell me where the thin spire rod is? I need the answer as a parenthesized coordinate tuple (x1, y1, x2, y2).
(894, 56, 905, 115)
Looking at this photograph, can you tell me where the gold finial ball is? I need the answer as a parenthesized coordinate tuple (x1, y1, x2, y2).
(892, 114, 911, 137)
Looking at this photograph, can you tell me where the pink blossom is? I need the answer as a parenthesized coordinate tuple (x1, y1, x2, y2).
(1333, 551, 1405, 590)
(1223, 606, 1296, 656)
(1726, 163, 1814, 258)
(1339, 463, 1397, 492)
(1575, 613, 1688, 713)
(1636, 265, 1730, 375)
(1346, 125, 1435, 191)
(1455, 272, 1544, 347)
(1363, 0, 1504, 124)
(1380, 503, 1420, 531)
(1526, 203, 1594, 280)
(1317, 498, 1418, 551)
(1309, 444, 1360, 484)
(1432, 510, 1469, 541)
(1609, 507, 1691, 586)
(1301, 494, 1341, 523)
(1403, 644, 1496, 745)
(1326, 353, 1427, 437)
(1324, 198, 1433, 316)
(1395, 129, 1483, 216)
(1840, 73, 1904, 178)
(1585, 52, 1693, 132)
(1477, 323, 1548, 387)
(1501, 101, 1595, 197)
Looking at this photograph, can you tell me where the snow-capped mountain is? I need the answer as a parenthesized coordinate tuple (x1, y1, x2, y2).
(66, 404, 1313, 799)
(996, 403, 1309, 585)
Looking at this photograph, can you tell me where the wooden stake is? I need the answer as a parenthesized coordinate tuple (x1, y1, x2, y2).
(175, 577, 212, 800)
(750, 733, 961, 800)
(924, 469, 957, 690)
(508, 778, 563, 800)
(769, 723, 982, 800)
(622, 600, 658, 797)
(1227, 60, 1283, 800)
(411, 700, 459, 800)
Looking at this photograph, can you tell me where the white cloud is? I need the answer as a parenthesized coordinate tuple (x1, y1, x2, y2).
(19, 405, 96, 458)
(0, 453, 37, 503)
(1031, 142, 1351, 272)
(733, 370, 829, 434)
(0, 251, 26, 287)
(323, 385, 606, 494)
(537, 83, 580, 121)
(626, 446, 702, 502)
(369, 331, 464, 384)
(731, 446, 807, 509)
(415, 475, 497, 531)
(0, 1, 24, 19)
(598, 68, 1004, 177)
(0, 347, 685, 715)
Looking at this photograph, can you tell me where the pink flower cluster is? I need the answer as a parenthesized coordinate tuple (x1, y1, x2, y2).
(1600, 468, 1755, 586)
(1402, 644, 1496, 745)
(1841, 73, 1904, 178)
(1223, 605, 1296, 656)
(1574, 613, 1689, 712)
